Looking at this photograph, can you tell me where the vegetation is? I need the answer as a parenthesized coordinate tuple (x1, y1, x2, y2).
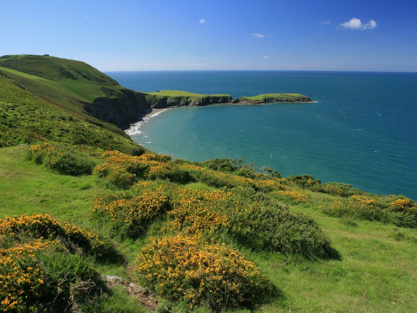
(144, 90, 232, 107)
(238, 93, 311, 103)
(1, 55, 416, 312)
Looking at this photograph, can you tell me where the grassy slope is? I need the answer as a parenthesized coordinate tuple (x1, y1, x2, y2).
(0, 70, 137, 153)
(0, 55, 130, 136)
(1, 146, 416, 312)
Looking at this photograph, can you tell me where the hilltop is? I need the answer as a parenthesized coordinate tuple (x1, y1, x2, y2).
(0, 55, 416, 313)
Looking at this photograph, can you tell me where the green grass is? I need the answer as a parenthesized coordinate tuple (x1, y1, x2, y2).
(238, 93, 311, 103)
(250, 205, 417, 312)
(0, 71, 137, 152)
(0, 146, 105, 227)
(2, 146, 417, 312)
(0, 55, 133, 136)
(146, 90, 230, 98)
(143, 90, 232, 107)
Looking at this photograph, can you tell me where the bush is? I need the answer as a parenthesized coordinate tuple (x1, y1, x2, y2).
(164, 187, 337, 259)
(389, 197, 417, 228)
(136, 235, 275, 311)
(287, 175, 322, 189)
(93, 191, 169, 238)
(225, 200, 337, 259)
(27, 142, 96, 176)
(319, 195, 417, 228)
(0, 213, 118, 263)
(0, 239, 50, 312)
(202, 158, 238, 172)
(319, 182, 363, 198)
(95, 151, 193, 188)
(0, 239, 103, 312)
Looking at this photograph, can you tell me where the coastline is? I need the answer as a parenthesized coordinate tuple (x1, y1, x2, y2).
(124, 108, 170, 136)
(124, 99, 314, 135)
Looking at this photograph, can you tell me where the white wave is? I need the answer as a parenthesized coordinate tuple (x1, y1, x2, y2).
(124, 109, 169, 136)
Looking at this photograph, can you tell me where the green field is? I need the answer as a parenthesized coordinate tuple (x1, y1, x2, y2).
(238, 93, 311, 103)
(1, 55, 416, 313)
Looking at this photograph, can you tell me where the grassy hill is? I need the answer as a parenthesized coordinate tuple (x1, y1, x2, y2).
(1, 55, 416, 313)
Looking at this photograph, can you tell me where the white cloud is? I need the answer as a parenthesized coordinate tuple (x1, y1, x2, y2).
(253, 32, 272, 38)
(263, 56, 269, 59)
(338, 18, 377, 30)
(320, 21, 331, 25)
(199, 18, 206, 24)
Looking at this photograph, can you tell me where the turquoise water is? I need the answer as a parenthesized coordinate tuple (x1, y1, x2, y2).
(107, 71, 417, 199)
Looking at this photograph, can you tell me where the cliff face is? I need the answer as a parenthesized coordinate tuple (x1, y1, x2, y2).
(146, 94, 233, 108)
(84, 90, 150, 129)
(85, 92, 233, 129)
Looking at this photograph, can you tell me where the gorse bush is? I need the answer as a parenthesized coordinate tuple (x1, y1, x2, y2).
(0, 213, 118, 262)
(162, 186, 336, 259)
(92, 191, 169, 238)
(318, 195, 417, 228)
(95, 151, 193, 188)
(277, 190, 310, 203)
(0, 239, 50, 312)
(179, 164, 284, 192)
(0, 214, 109, 312)
(136, 234, 275, 311)
(389, 197, 417, 228)
(27, 142, 96, 176)
(224, 199, 337, 259)
(287, 176, 363, 198)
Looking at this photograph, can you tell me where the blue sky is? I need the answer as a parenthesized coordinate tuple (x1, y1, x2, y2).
(2, 0, 417, 72)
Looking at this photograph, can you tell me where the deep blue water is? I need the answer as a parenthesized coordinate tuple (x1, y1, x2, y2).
(107, 71, 417, 199)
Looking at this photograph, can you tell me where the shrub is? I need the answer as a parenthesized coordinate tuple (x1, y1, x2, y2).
(92, 191, 169, 238)
(38, 248, 103, 312)
(0, 239, 50, 312)
(389, 197, 417, 228)
(0, 239, 103, 312)
(163, 188, 230, 236)
(202, 158, 238, 172)
(319, 182, 363, 198)
(225, 200, 337, 259)
(287, 175, 322, 189)
(95, 151, 193, 188)
(164, 187, 336, 259)
(277, 190, 310, 203)
(0, 214, 117, 262)
(319, 195, 417, 228)
(136, 235, 275, 311)
(27, 142, 96, 176)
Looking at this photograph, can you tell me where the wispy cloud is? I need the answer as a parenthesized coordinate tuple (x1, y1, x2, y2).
(199, 18, 206, 24)
(320, 21, 331, 25)
(263, 56, 269, 59)
(252, 32, 272, 38)
(338, 18, 377, 30)
(84, 16, 102, 23)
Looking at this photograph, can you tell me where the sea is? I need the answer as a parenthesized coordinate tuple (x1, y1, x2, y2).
(106, 71, 417, 200)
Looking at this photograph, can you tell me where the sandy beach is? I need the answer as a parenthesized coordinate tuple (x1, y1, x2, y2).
(143, 108, 170, 118)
